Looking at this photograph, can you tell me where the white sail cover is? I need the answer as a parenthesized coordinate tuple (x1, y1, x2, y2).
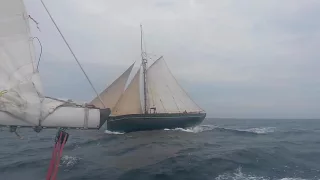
(90, 63, 134, 109)
(147, 57, 203, 113)
(112, 69, 142, 115)
(0, 0, 64, 126)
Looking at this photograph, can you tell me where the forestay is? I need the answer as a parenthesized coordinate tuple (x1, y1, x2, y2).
(90, 63, 135, 110)
(146, 57, 203, 113)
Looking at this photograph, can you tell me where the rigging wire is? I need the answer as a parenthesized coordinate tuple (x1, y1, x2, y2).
(28, 15, 41, 31)
(31, 37, 43, 71)
(39, 0, 105, 108)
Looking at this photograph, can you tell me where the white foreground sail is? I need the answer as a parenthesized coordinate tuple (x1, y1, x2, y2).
(0, 0, 109, 130)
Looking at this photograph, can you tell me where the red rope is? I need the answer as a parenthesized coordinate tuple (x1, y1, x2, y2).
(46, 131, 69, 180)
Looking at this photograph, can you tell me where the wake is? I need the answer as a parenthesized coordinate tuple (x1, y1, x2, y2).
(164, 125, 276, 134)
(103, 125, 277, 135)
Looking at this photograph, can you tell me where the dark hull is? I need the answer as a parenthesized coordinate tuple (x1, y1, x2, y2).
(107, 113, 206, 133)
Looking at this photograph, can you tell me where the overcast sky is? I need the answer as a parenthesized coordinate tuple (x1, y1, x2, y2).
(24, 0, 320, 118)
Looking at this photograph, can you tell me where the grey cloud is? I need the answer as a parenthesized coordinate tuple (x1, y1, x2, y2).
(25, 0, 320, 118)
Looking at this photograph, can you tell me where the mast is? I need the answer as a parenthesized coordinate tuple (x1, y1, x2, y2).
(140, 24, 148, 114)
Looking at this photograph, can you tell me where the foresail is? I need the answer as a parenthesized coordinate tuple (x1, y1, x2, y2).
(90, 62, 135, 109)
(112, 68, 142, 115)
(147, 57, 203, 113)
(0, 0, 44, 125)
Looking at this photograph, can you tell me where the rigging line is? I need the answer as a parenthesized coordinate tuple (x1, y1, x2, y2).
(162, 58, 203, 111)
(166, 85, 180, 113)
(39, 0, 105, 108)
(31, 37, 43, 71)
(28, 15, 41, 31)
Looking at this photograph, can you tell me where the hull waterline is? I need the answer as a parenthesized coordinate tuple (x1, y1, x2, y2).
(106, 113, 206, 133)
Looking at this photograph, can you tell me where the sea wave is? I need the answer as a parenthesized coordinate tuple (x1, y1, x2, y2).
(164, 125, 217, 133)
(104, 130, 125, 135)
(216, 167, 309, 180)
(164, 125, 276, 134)
(239, 127, 276, 134)
(214, 126, 276, 135)
(61, 155, 81, 168)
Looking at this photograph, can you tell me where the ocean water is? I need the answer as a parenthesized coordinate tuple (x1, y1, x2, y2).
(1, 118, 320, 180)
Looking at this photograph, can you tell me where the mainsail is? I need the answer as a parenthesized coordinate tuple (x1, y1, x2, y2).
(146, 57, 203, 113)
(90, 63, 135, 109)
(0, 0, 108, 129)
(0, 0, 50, 126)
(107, 57, 203, 115)
(112, 68, 142, 115)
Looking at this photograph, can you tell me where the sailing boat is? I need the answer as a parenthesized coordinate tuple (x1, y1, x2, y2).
(0, 0, 110, 132)
(90, 25, 206, 133)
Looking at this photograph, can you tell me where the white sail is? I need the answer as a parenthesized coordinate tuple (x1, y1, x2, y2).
(0, 0, 46, 126)
(90, 63, 135, 109)
(112, 68, 142, 115)
(0, 0, 107, 129)
(146, 57, 203, 113)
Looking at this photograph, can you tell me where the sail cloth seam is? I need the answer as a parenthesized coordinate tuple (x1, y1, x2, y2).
(146, 57, 203, 113)
(166, 85, 180, 113)
(146, 56, 165, 113)
(1, 44, 34, 83)
(147, 56, 163, 70)
(159, 99, 167, 113)
(162, 59, 204, 112)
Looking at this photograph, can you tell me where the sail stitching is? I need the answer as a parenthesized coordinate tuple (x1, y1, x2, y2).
(112, 68, 142, 115)
(166, 85, 181, 113)
(0, 43, 36, 84)
(162, 58, 203, 112)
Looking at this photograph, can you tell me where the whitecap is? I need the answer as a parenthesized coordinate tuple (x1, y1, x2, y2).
(164, 125, 216, 133)
(215, 167, 309, 180)
(61, 155, 81, 167)
(216, 167, 267, 180)
(243, 127, 276, 134)
(104, 130, 125, 135)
